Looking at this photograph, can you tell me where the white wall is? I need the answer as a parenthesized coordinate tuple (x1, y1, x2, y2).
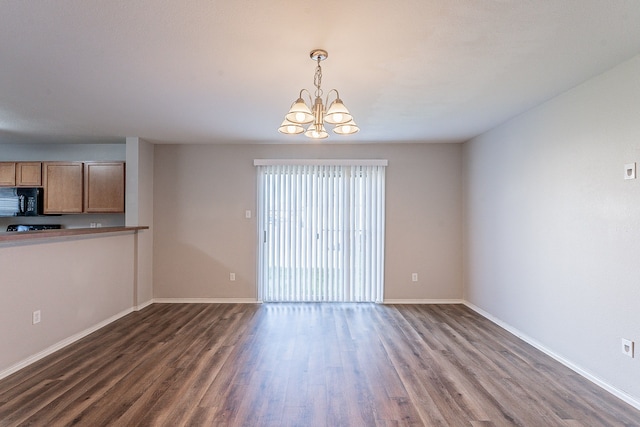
(464, 55, 640, 404)
(153, 143, 463, 301)
(0, 233, 136, 375)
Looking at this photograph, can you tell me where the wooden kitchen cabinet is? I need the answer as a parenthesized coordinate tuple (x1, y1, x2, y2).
(0, 163, 16, 186)
(0, 162, 42, 186)
(84, 162, 125, 213)
(16, 162, 42, 186)
(43, 162, 84, 214)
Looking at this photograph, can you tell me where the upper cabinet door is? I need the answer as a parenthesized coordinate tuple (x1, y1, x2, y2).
(43, 162, 84, 214)
(84, 162, 125, 213)
(16, 162, 42, 186)
(0, 162, 16, 186)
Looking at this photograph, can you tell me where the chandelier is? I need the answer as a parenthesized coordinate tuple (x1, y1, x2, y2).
(278, 49, 359, 139)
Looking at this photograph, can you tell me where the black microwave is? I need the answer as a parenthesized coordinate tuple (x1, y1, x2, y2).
(0, 187, 42, 217)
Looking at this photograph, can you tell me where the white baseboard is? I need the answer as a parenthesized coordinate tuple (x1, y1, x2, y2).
(152, 298, 260, 304)
(383, 299, 464, 304)
(0, 307, 134, 381)
(135, 299, 154, 311)
(463, 301, 640, 411)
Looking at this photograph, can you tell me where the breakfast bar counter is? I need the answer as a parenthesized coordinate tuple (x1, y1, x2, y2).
(0, 226, 149, 244)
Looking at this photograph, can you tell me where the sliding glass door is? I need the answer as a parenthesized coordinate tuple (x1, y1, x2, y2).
(256, 161, 386, 302)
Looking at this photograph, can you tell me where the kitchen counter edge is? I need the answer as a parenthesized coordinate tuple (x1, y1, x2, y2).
(0, 226, 149, 243)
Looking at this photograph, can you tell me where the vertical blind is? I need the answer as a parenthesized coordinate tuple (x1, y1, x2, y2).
(256, 161, 386, 302)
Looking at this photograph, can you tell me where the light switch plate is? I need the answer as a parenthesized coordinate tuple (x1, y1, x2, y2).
(624, 163, 636, 180)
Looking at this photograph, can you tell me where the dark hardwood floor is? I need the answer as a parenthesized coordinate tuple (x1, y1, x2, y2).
(0, 303, 639, 426)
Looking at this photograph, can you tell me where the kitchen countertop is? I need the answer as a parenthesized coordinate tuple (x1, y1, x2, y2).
(0, 226, 149, 243)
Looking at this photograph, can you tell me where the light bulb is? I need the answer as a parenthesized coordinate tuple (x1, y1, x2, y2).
(332, 113, 343, 123)
(287, 125, 297, 133)
(295, 112, 306, 122)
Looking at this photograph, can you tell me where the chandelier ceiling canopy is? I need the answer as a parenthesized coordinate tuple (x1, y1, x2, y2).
(278, 49, 359, 140)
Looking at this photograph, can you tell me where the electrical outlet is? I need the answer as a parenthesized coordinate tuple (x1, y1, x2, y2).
(32, 310, 41, 325)
(621, 338, 634, 358)
(230, 273, 236, 281)
(412, 273, 418, 282)
(624, 163, 636, 180)
(245, 210, 252, 219)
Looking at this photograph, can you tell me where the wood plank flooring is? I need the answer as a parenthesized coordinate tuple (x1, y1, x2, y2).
(1, 303, 639, 426)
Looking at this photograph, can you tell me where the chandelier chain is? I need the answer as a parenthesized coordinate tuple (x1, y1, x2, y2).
(313, 59, 323, 98)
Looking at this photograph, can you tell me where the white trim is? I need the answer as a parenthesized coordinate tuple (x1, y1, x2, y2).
(253, 159, 388, 166)
(135, 299, 154, 311)
(0, 307, 134, 381)
(383, 299, 464, 304)
(153, 298, 260, 304)
(463, 301, 640, 411)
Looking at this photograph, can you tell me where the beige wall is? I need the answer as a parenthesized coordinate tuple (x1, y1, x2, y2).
(153, 143, 463, 301)
(0, 233, 136, 375)
(464, 55, 640, 404)
(0, 140, 152, 377)
(126, 137, 154, 307)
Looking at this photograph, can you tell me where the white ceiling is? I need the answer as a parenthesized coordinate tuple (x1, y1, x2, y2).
(1, 0, 640, 145)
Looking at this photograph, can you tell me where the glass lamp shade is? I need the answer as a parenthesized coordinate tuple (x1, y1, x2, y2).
(304, 123, 329, 139)
(333, 120, 360, 135)
(324, 98, 352, 124)
(285, 98, 314, 124)
(278, 119, 305, 135)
